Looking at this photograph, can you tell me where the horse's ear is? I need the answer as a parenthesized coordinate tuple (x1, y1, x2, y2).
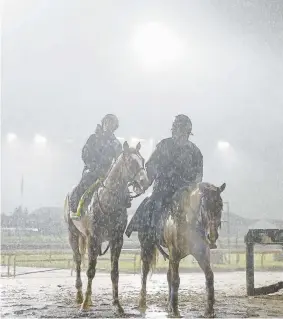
(219, 183, 226, 193)
(123, 141, 130, 152)
(136, 142, 141, 152)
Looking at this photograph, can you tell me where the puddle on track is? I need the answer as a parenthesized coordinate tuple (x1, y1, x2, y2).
(1, 269, 282, 318)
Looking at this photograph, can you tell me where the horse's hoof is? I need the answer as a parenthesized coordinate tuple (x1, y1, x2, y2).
(113, 303, 124, 315)
(173, 311, 181, 318)
(168, 305, 181, 317)
(80, 299, 92, 311)
(79, 305, 88, 312)
(76, 291, 84, 304)
(86, 299, 93, 307)
(138, 300, 147, 312)
(204, 310, 215, 318)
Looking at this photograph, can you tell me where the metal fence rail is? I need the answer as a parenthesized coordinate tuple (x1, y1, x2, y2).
(1, 248, 283, 278)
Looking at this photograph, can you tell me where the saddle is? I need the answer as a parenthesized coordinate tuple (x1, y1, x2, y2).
(125, 194, 171, 239)
(126, 184, 197, 239)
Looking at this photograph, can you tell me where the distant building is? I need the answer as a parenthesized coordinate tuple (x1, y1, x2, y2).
(248, 219, 282, 230)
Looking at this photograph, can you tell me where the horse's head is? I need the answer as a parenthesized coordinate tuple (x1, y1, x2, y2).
(198, 182, 226, 249)
(122, 141, 149, 194)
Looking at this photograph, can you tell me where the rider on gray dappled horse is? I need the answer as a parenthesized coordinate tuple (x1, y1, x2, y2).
(126, 114, 203, 243)
(69, 114, 123, 219)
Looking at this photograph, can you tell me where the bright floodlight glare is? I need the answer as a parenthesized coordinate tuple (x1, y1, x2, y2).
(132, 22, 183, 69)
(117, 137, 125, 142)
(131, 137, 146, 143)
(217, 141, 230, 150)
(34, 134, 47, 145)
(6, 132, 17, 143)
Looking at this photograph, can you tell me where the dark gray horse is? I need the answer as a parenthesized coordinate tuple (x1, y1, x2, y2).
(129, 182, 226, 317)
(64, 141, 149, 313)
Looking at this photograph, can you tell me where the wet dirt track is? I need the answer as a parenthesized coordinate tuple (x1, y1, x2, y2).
(1, 268, 283, 318)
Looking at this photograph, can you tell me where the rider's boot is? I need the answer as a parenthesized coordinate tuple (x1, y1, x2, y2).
(69, 176, 91, 221)
(70, 210, 80, 220)
(125, 193, 132, 208)
(152, 205, 163, 246)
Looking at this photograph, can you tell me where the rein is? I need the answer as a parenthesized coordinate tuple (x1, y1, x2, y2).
(186, 190, 207, 238)
(129, 192, 142, 199)
(195, 198, 206, 238)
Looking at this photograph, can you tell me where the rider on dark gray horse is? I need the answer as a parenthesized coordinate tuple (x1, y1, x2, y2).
(70, 114, 122, 219)
(126, 114, 203, 243)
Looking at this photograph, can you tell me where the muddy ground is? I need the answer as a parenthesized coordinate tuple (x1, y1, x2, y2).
(1, 268, 282, 318)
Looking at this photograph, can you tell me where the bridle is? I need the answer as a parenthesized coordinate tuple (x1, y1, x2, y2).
(191, 189, 222, 240)
(96, 150, 146, 212)
(122, 152, 146, 185)
(121, 152, 147, 199)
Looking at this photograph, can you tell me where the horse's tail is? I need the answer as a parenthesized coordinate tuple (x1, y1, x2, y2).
(64, 194, 70, 224)
(79, 234, 87, 266)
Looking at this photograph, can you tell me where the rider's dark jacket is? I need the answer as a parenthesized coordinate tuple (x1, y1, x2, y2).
(81, 124, 122, 176)
(69, 124, 122, 213)
(125, 137, 203, 237)
(146, 137, 203, 195)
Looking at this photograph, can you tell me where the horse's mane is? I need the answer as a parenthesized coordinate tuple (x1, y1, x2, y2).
(198, 182, 218, 192)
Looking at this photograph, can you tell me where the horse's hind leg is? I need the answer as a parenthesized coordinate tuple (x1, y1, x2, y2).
(194, 251, 215, 317)
(167, 265, 171, 307)
(168, 259, 180, 317)
(68, 230, 83, 304)
(138, 233, 155, 310)
(110, 234, 124, 314)
(81, 236, 99, 311)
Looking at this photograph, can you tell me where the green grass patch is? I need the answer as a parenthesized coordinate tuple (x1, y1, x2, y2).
(2, 251, 283, 273)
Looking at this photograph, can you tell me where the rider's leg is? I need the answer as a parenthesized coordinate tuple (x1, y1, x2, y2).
(70, 171, 95, 218)
(153, 188, 175, 244)
(69, 181, 85, 214)
(149, 190, 165, 244)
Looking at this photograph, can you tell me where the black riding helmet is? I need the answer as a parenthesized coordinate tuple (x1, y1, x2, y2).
(101, 114, 119, 133)
(172, 114, 193, 136)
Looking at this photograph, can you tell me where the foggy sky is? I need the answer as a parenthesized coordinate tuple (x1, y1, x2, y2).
(1, 0, 283, 219)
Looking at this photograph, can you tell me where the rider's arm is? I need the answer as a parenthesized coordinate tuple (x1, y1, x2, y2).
(145, 140, 167, 186)
(112, 138, 122, 159)
(81, 134, 97, 167)
(192, 148, 203, 183)
(95, 137, 122, 173)
(82, 125, 104, 168)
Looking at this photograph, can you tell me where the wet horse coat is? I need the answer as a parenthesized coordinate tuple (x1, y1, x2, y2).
(64, 141, 149, 314)
(134, 182, 226, 317)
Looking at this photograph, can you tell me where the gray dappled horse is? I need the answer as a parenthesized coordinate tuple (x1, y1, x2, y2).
(64, 141, 149, 313)
(137, 182, 226, 317)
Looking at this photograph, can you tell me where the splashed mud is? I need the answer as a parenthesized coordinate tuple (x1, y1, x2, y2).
(1, 268, 282, 318)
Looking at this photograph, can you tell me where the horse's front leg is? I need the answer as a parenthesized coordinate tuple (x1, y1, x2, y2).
(195, 250, 215, 318)
(110, 234, 124, 314)
(138, 234, 155, 310)
(81, 236, 99, 311)
(203, 263, 214, 317)
(68, 230, 83, 304)
(168, 259, 180, 317)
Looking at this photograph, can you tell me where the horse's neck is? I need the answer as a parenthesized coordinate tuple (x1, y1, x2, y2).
(190, 188, 202, 213)
(183, 187, 202, 225)
(103, 159, 128, 192)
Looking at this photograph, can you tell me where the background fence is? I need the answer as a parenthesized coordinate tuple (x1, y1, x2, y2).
(1, 248, 283, 278)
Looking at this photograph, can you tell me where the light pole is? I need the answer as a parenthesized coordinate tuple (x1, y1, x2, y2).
(223, 201, 231, 264)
